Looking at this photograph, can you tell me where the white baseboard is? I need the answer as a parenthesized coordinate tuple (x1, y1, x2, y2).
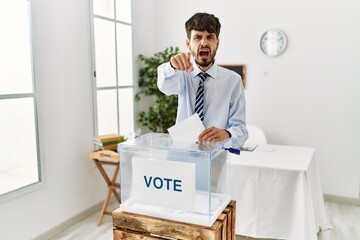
(33, 198, 116, 240)
(324, 194, 360, 206)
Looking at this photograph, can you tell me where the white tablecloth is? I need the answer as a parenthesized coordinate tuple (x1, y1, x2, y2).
(230, 144, 331, 240)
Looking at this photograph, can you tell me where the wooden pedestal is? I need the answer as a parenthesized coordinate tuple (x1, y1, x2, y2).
(112, 200, 236, 240)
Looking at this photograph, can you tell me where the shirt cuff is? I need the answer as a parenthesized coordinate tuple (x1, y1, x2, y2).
(164, 62, 176, 77)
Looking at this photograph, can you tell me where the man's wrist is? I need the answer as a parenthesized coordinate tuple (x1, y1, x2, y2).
(224, 129, 232, 138)
(169, 61, 176, 69)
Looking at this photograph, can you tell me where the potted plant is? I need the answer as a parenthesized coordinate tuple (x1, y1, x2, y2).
(135, 47, 180, 133)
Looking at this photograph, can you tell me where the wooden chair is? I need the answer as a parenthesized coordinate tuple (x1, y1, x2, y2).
(89, 150, 121, 226)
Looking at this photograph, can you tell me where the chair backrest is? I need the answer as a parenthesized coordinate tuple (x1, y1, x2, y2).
(245, 124, 267, 145)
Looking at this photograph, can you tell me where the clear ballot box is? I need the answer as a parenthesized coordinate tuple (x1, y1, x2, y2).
(118, 133, 231, 227)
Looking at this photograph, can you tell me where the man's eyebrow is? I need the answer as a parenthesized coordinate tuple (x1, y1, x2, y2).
(193, 33, 202, 38)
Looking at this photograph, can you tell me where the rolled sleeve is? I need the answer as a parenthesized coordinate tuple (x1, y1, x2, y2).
(226, 76, 248, 148)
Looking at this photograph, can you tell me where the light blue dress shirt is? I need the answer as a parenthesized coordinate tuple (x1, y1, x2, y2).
(157, 61, 248, 148)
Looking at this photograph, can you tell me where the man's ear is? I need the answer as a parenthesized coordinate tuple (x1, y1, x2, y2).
(186, 38, 190, 49)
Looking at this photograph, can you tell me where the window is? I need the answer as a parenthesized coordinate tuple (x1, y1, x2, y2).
(90, 0, 134, 137)
(0, 0, 42, 201)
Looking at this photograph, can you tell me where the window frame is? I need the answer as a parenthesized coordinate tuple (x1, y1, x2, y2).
(0, 0, 44, 204)
(89, 0, 135, 137)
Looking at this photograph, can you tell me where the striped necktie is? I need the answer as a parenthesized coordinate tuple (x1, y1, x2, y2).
(194, 72, 208, 121)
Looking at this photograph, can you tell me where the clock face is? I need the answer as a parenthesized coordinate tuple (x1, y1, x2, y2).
(260, 30, 287, 57)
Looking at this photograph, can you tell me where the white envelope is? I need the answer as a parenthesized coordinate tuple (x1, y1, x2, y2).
(167, 114, 205, 143)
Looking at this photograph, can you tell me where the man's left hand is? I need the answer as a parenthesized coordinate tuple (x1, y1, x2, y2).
(198, 126, 230, 143)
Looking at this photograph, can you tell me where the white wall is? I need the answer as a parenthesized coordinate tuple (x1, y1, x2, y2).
(132, 0, 156, 133)
(144, 0, 360, 198)
(0, 0, 106, 239)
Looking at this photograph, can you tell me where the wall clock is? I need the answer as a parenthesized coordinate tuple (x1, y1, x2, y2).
(260, 29, 287, 57)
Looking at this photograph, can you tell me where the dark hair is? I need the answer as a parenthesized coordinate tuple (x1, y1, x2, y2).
(185, 12, 221, 39)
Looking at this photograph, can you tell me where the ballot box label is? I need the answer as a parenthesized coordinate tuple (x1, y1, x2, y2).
(132, 157, 195, 211)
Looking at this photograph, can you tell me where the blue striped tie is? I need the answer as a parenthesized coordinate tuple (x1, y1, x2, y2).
(194, 72, 208, 121)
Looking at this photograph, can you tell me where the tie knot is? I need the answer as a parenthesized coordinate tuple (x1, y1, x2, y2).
(198, 72, 209, 82)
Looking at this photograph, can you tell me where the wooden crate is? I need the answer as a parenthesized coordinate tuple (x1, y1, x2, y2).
(112, 200, 236, 240)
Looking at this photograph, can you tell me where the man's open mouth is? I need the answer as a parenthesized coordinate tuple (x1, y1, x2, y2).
(199, 49, 210, 58)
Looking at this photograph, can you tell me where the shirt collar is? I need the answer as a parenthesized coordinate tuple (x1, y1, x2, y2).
(191, 61, 218, 79)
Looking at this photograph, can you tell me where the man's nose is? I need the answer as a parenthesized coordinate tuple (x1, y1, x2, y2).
(200, 39, 209, 47)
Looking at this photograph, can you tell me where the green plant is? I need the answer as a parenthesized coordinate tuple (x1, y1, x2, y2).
(135, 47, 180, 133)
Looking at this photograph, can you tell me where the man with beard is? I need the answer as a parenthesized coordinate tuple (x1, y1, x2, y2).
(157, 12, 248, 148)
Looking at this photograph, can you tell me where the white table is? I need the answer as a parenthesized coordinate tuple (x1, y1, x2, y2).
(230, 144, 331, 240)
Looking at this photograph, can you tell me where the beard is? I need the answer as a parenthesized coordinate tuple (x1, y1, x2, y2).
(195, 57, 215, 68)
